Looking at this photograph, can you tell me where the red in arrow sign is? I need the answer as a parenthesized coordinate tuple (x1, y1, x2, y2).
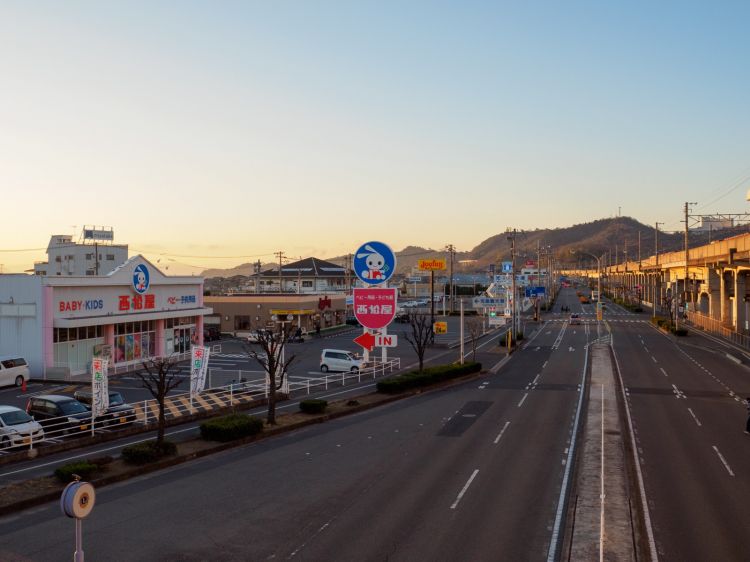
(353, 331, 375, 352)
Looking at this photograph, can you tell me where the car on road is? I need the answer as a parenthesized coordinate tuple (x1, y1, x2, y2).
(569, 313, 581, 325)
(25, 395, 93, 436)
(320, 349, 363, 373)
(73, 390, 137, 426)
(0, 405, 44, 449)
(0, 356, 30, 388)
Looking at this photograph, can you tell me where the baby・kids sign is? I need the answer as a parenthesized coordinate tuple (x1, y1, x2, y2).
(353, 241, 396, 285)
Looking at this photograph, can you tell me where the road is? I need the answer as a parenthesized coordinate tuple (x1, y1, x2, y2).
(611, 315, 750, 561)
(0, 303, 590, 560)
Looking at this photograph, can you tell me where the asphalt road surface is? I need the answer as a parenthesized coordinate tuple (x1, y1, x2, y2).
(0, 312, 589, 560)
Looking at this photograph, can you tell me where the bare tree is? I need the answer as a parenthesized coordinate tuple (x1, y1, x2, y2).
(243, 325, 296, 425)
(466, 317, 483, 362)
(404, 313, 433, 372)
(136, 355, 182, 447)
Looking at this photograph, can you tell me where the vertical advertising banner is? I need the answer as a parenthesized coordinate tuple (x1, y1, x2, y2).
(91, 358, 109, 418)
(190, 345, 210, 396)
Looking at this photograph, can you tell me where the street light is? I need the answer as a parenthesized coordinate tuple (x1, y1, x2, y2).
(570, 250, 605, 320)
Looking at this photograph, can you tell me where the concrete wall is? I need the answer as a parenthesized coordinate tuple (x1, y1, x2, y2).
(0, 275, 44, 377)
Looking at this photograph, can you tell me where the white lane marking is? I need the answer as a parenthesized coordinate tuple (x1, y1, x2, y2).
(672, 384, 686, 400)
(494, 421, 511, 444)
(712, 446, 735, 477)
(547, 341, 589, 562)
(651, 356, 657, 363)
(517, 393, 529, 408)
(659, 368, 668, 377)
(450, 469, 479, 509)
(532, 374, 540, 385)
(687, 408, 702, 427)
(600, 383, 605, 562)
(611, 328, 659, 561)
(289, 520, 333, 558)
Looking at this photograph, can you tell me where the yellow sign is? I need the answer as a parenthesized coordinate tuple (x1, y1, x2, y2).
(418, 258, 446, 271)
(269, 309, 315, 315)
(433, 321, 448, 334)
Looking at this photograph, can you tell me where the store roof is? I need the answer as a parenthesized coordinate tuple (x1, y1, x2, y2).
(258, 257, 350, 279)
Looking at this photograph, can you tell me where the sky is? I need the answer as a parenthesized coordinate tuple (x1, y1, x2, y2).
(1, 1, 749, 274)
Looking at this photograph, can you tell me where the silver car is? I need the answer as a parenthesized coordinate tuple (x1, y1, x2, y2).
(0, 405, 45, 449)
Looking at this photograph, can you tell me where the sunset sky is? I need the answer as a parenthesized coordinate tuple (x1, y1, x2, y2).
(1, 1, 749, 274)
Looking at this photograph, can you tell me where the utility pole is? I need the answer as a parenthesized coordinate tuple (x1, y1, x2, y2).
(506, 229, 518, 345)
(683, 202, 697, 311)
(254, 260, 262, 294)
(446, 244, 456, 313)
(274, 251, 285, 293)
(654, 222, 662, 319)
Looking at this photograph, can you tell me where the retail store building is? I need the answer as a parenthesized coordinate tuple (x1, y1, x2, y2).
(0, 256, 211, 379)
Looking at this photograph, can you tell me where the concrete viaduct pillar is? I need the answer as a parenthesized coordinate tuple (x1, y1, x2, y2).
(721, 270, 733, 327)
(708, 269, 721, 320)
(734, 271, 747, 333)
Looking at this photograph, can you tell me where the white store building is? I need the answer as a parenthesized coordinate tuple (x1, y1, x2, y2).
(0, 256, 212, 379)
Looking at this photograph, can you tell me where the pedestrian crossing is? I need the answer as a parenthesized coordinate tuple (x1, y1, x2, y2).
(547, 318, 647, 323)
(132, 388, 257, 423)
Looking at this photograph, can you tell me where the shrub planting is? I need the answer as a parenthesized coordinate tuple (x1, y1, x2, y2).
(54, 461, 100, 483)
(299, 399, 328, 414)
(199, 414, 263, 442)
(377, 362, 482, 394)
(121, 440, 177, 465)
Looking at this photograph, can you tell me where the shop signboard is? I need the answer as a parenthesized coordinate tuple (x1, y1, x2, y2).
(417, 258, 446, 271)
(190, 345, 210, 396)
(83, 228, 114, 241)
(353, 241, 397, 285)
(91, 358, 109, 418)
(433, 321, 448, 334)
(353, 288, 397, 329)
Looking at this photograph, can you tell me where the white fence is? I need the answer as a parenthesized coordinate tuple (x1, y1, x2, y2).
(1, 358, 401, 457)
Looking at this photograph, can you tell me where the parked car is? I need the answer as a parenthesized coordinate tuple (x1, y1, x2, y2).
(320, 349, 363, 373)
(569, 313, 581, 325)
(0, 405, 44, 449)
(26, 395, 93, 436)
(73, 390, 136, 426)
(203, 327, 221, 342)
(0, 356, 30, 388)
(395, 311, 411, 323)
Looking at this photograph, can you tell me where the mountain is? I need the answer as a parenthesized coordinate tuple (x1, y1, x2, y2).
(199, 218, 746, 278)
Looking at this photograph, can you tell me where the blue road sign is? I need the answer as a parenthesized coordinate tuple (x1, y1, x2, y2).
(525, 286, 546, 297)
(354, 241, 397, 285)
(502, 261, 513, 273)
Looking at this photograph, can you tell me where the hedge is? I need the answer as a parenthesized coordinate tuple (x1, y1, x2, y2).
(121, 440, 177, 465)
(54, 461, 100, 483)
(299, 399, 328, 414)
(376, 362, 482, 394)
(200, 414, 263, 442)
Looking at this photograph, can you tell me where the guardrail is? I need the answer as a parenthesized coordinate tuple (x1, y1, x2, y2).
(1, 358, 402, 458)
(685, 311, 750, 349)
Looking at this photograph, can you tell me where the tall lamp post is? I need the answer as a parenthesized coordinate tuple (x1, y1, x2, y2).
(571, 250, 605, 321)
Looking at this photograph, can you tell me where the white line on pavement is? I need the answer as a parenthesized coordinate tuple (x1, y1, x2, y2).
(712, 446, 735, 477)
(687, 408, 702, 427)
(493, 421, 510, 444)
(450, 469, 479, 509)
(660, 368, 668, 377)
(651, 356, 657, 363)
(517, 393, 529, 408)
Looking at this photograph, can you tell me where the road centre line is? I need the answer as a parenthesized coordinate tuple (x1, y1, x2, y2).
(687, 408, 702, 427)
(494, 421, 511, 444)
(517, 393, 529, 408)
(712, 446, 735, 477)
(660, 368, 668, 377)
(450, 469, 479, 509)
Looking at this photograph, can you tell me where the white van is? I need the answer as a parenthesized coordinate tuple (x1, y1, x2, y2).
(320, 349, 363, 373)
(0, 356, 31, 387)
